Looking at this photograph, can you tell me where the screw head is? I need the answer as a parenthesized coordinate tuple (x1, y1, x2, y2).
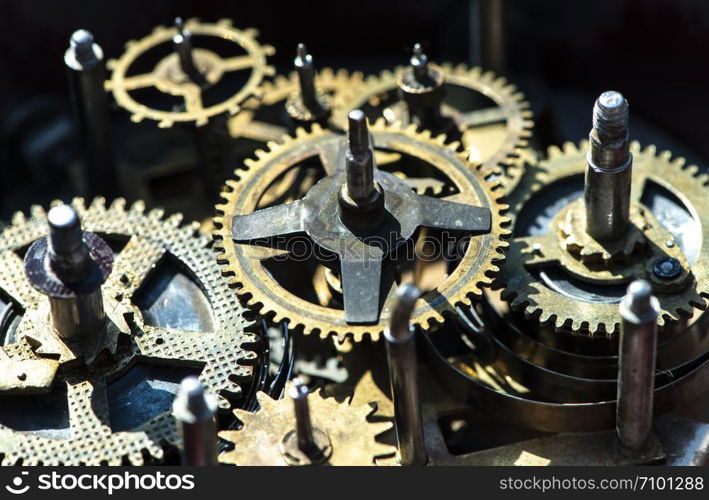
(652, 257, 682, 280)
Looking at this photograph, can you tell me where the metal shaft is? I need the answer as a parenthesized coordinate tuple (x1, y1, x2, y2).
(344, 110, 376, 204)
(294, 43, 324, 114)
(617, 280, 659, 455)
(384, 283, 427, 466)
(173, 18, 202, 84)
(289, 378, 320, 457)
(411, 43, 429, 83)
(46, 205, 105, 341)
(64, 29, 118, 199)
(585, 91, 632, 241)
(173, 377, 218, 466)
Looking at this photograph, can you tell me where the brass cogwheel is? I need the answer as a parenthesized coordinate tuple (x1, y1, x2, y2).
(333, 63, 534, 190)
(105, 18, 275, 127)
(228, 68, 365, 143)
(219, 385, 395, 465)
(0, 198, 257, 465)
(213, 121, 509, 343)
(497, 141, 709, 337)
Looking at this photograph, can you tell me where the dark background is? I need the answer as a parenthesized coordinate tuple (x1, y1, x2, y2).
(2, 0, 709, 216)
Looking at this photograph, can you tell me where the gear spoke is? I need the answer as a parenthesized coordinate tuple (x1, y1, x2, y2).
(459, 106, 508, 128)
(108, 235, 165, 298)
(121, 72, 159, 91)
(340, 249, 384, 324)
(68, 379, 111, 437)
(415, 195, 491, 233)
(231, 200, 305, 241)
(220, 54, 255, 72)
(316, 140, 346, 175)
(228, 112, 289, 142)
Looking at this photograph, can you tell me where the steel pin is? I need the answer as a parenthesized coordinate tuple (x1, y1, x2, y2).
(585, 91, 632, 241)
(174, 376, 218, 466)
(173, 17, 202, 83)
(289, 378, 321, 457)
(617, 280, 659, 455)
(384, 283, 427, 466)
(344, 109, 375, 203)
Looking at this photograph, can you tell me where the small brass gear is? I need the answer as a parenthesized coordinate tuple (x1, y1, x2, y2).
(228, 68, 365, 144)
(0, 198, 257, 465)
(219, 384, 395, 465)
(105, 18, 275, 127)
(213, 121, 509, 343)
(497, 141, 709, 337)
(333, 63, 534, 191)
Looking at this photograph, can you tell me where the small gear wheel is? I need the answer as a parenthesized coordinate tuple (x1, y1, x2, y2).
(333, 61, 534, 192)
(497, 141, 709, 337)
(229, 67, 365, 144)
(219, 383, 395, 465)
(105, 18, 275, 127)
(213, 120, 509, 343)
(0, 198, 258, 465)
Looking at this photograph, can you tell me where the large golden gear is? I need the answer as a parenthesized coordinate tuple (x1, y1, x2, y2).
(219, 384, 395, 465)
(332, 63, 534, 190)
(497, 141, 709, 337)
(105, 18, 275, 127)
(0, 198, 257, 465)
(213, 121, 509, 343)
(228, 68, 365, 143)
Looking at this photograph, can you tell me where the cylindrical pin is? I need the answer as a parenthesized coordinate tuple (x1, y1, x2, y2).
(411, 43, 429, 83)
(290, 378, 318, 455)
(64, 29, 118, 199)
(24, 205, 112, 342)
(585, 91, 632, 241)
(384, 284, 427, 466)
(617, 280, 659, 455)
(173, 376, 218, 466)
(344, 110, 375, 203)
(173, 17, 202, 83)
(294, 43, 325, 115)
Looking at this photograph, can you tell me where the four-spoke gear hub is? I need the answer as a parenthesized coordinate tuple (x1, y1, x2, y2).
(105, 18, 275, 127)
(214, 118, 508, 342)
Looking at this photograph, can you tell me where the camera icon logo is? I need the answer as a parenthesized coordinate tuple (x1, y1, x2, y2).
(5, 471, 30, 495)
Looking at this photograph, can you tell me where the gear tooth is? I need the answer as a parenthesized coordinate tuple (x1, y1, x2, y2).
(546, 144, 562, 159)
(109, 197, 127, 212)
(166, 213, 183, 227)
(217, 18, 233, 27)
(128, 452, 145, 466)
(106, 59, 117, 71)
(29, 204, 46, 219)
(130, 200, 146, 214)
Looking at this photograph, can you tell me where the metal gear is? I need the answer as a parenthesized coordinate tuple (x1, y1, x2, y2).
(332, 62, 534, 190)
(0, 198, 257, 465)
(228, 68, 365, 144)
(213, 121, 509, 343)
(219, 383, 395, 465)
(105, 18, 275, 128)
(498, 141, 709, 337)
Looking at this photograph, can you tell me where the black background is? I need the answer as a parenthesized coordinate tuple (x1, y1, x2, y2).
(2, 0, 709, 213)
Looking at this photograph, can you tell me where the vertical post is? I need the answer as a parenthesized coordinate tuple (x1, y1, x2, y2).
(384, 283, 427, 466)
(174, 376, 218, 466)
(64, 30, 118, 199)
(617, 280, 659, 454)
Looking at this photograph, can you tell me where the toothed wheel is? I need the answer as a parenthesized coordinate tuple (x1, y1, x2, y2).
(497, 141, 709, 337)
(333, 63, 534, 193)
(105, 18, 275, 127)
(213, 121, 509, 343)
(228, 68, 365, 144)
(0, 198, 257, 465)
(219, 383, 395, 465)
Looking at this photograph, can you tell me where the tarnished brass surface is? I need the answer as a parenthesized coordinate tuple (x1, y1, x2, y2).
(213, 121, 509, 343)
(332, 63, 535, 193)
(105, 18, 275, 127)
(0, 198, 257, 465)
(219, 383, 395, 466)
(498, 141, 709, 337)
